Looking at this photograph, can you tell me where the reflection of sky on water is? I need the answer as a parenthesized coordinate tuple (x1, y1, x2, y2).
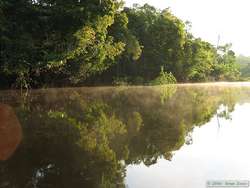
(1, 85, 250, 187)
(126, 103, 250, 188)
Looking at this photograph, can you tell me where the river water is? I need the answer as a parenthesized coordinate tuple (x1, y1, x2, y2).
(0, 83, 250, 188)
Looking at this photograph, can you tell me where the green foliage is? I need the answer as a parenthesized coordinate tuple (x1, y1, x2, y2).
(64, 18, 126, 83)
(96, 4, 239, 84)
(0, 1, 240, 88)
(213, 44, 240, 81)
(0, 0, 127, 88)
(184, 39, 216, 81)
(150, 67, 177, 85)
(112, 77, 131, 86)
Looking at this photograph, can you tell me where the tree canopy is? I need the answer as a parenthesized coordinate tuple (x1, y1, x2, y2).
(0, 1, 240, 88)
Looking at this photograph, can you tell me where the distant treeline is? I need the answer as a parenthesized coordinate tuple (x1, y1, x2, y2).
(0, 1, 240, 88)
(237, 55, 250, 79)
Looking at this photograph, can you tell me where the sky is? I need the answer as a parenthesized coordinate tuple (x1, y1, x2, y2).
(125, 0, 250, 56)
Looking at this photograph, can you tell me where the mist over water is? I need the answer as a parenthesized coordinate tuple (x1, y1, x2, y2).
(1, 83, 250, 187)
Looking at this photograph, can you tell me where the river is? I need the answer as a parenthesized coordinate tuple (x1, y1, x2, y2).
(0, 83, 250, 188)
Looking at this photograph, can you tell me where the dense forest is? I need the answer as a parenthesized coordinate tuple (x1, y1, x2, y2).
(0, 0, 240, 89)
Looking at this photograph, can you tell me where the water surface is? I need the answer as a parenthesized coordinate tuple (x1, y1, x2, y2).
(0, 83, 250, 187)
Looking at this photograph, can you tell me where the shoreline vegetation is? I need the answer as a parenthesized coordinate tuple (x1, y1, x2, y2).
(0, 1, 242, 89)
(2, 82, 250, 93)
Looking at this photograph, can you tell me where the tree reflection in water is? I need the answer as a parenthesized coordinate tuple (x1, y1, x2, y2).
(0, 86, 241, 188)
